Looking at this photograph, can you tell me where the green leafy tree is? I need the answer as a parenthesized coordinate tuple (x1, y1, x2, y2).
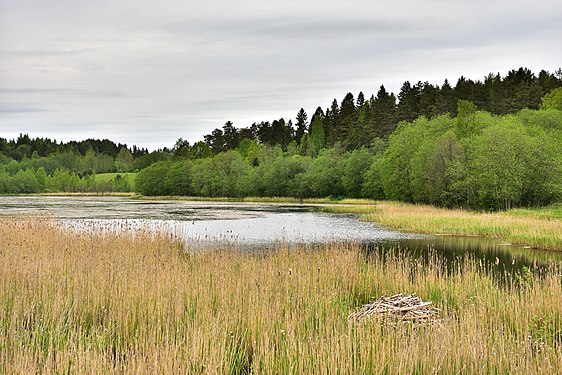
(361, 159, 385, 199)
(11, 169, 40, 193)
(190, 141, 212, 159)
(0, 170, 9, 194)
(165, 160, 192, 196)
(341, 148, 373, 198)
(294, 149, 344, 198)
(190, 151, 251, 197)
(426, 131, 466, 206)
(540, 87, 562, 110)
(380, 120, 423, 201)
(469, 122, 531, 210)
(455, 100, 479, 138)
(135, 161, 172, 196)
(256, 154, 310, 197)
(307, 109, 326, 157)
(115, 147, 134, 172)
(36, 167, 48, 191)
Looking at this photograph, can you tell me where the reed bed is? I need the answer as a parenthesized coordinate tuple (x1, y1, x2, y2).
(1, 217, 561, 374)
(325, 201, 562, 251)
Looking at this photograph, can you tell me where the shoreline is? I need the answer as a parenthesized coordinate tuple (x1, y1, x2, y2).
(2, 193, 561, 251)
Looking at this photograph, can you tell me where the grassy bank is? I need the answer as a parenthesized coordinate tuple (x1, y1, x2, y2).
(324, 201, 562, 251)
(131, 195, 343, 204)
(94, 172, 137, 190)
(1, 218, 561, 373)
(36, 192, 138, 197)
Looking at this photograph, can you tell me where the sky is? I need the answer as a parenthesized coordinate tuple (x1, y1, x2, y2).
(1, 0, 561, 151)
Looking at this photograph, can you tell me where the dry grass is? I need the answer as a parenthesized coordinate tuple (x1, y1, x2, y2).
(325, 201, 562, 251)
(1, 217, 561, 374)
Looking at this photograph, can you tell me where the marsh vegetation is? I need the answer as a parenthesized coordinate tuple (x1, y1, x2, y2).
(324, 201, 562, 251)
(1, 217, 561, 373)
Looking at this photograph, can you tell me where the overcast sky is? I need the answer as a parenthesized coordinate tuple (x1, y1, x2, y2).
(1, 0, 561, 150)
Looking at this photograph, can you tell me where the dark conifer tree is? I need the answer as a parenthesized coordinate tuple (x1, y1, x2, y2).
(356, 91, 365, 107)
(324, 99, 340, 147)
(418, 82, 439, 118)
(370, 85, 397, 138)
(396, 81, 420, 123)
(204, 128, 226, 154)
(257, 121, 273, 146)
(347, 96, 371, 149)
(271, 118, 293, 150)
(484, 73, 505, 114)
(238, 127, 255, 142)
(295, 108, 308, 144)
(339, 92, 356, 148)
(222, 121, 240, 150)
(435, 79, 456, 115)
(309, 107, 325, 126)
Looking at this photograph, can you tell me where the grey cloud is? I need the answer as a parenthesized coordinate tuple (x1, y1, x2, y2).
(0, 48, 100, 58)
(0, 88, 139, 98)
(164, 16, 432, 41)
(0, 105, 50, 113)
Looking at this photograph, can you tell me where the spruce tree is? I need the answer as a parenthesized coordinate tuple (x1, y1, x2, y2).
(295, 108, 308, 145)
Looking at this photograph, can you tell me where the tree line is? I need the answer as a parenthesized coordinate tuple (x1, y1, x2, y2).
(0, 167, 133, 194)
(0, 135, 152, 162)
(195, 67, 562, 155)
(137, 90, 562, 210)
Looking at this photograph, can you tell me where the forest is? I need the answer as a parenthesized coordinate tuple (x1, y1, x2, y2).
(1, 67, 562, 210)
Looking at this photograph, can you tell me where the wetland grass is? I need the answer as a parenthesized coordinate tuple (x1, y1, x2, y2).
(131, 195, 339, 204)
(1, 217, 561, 373)
(324, 201, 562, 251)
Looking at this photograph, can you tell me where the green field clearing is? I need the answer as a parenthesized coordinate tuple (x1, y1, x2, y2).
(94, 172, 137, 190)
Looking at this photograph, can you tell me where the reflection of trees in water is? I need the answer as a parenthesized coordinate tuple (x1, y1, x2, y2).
(364, 237, 561, 285)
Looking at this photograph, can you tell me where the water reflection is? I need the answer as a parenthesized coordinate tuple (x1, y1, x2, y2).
(384, 236, 560, 281)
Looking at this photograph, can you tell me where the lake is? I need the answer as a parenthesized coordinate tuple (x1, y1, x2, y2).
(1, 196, 560, 276)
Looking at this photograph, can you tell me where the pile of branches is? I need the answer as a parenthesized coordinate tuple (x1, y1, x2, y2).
(348, 293, 439, 324)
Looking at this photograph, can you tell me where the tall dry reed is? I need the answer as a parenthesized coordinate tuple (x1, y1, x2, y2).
(1, 217, 560, 373)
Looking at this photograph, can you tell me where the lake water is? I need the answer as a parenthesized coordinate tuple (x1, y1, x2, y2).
(1, 196, 560, 275)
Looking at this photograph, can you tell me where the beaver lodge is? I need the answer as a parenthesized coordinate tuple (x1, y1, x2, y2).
(348, 293, 440, 324)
